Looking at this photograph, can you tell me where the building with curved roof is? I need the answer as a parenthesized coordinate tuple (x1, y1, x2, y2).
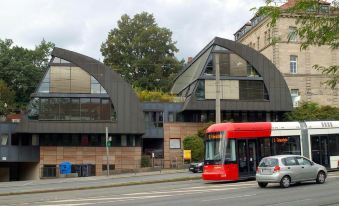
(171, 37, 292, 122)
(1, 47, 144, 181)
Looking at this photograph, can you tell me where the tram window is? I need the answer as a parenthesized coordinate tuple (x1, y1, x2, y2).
(272, 136, 300, 155)
(329, 134, 339, 156)
(258, 138, 271, 160)
(225, 139, 236, 163)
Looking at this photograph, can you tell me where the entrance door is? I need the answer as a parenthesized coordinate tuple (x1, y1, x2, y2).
(311, 135, 329, 167)
(237, 139, 257, 177)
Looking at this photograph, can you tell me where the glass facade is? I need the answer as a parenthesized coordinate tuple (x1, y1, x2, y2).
(30, 57, 115, 122)
(39, 134, 141, 147)
(28, 97, 116, 121)
(37, 59, 107, 95)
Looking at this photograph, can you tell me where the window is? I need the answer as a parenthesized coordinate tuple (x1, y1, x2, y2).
(149, 111, 163, 128)
(282, 157, 298, 166)
(1, 134, 8, 145)
(288, 27, 297, 42)
(102, 164, 115, 171)
(168, 112, 174, 122)
(291, 89, 300, 107)
(195, 80, 205, 100)
(170, 139, 181, 149)
(272, 136, 301, 155)
(259, 158, 278, 167)
(290, 55, 298, 74)
(38, 69, 50, 93)
(257, 36, 260, 50)
(121, 135, 127, 146)
(296, 157, 312, 166)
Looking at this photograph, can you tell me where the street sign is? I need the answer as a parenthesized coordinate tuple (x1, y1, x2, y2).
(183, 150, 191, 160)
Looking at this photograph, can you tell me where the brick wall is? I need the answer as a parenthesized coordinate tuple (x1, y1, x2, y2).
(163, 122, 208, 168)
(40, 146, 141, 176)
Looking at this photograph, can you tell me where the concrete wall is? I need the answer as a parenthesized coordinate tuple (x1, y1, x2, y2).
(19, 163, 40, 180)
(163, 122, 208, 168)
(40, 146, 141, 176)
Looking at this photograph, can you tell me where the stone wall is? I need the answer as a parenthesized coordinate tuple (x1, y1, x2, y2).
(40, 146, 141, 176)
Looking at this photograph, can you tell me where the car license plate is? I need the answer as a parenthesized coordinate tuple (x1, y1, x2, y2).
(261, 168, 272, 175)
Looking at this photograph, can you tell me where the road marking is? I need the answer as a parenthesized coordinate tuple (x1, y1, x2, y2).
(264, 198, 312, 206)
(22, 181, 33, 186)
(40, 184, 257, 205)
(202, 193, 257, 202)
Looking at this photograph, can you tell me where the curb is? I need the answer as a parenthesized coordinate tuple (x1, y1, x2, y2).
(0, 176, 201, 197)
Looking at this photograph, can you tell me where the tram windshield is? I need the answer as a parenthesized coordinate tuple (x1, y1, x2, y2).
(205, 132, 236, 164)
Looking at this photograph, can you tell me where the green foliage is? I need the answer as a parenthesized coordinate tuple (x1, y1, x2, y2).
(0, 39, 54, 107)
(197, 123, 213, 139)
(253, 0, 339, 88)
(135, 88, 176, 102)
(183, 135, 204, 162)
(101, 12, 183, 92)
(284, 102, 339, 121)
(141, 155, 151, 167)
(0, 80, 15, 115)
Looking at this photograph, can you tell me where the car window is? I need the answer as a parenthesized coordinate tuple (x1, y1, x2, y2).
(259, 158, 278, 167)
(296, 157, 312, 166)
(282, 157, 298, 166)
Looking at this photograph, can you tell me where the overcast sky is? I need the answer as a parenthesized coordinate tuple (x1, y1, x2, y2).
(0, 0, 264, 61)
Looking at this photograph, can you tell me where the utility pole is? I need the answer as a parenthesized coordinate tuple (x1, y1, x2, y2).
(215, 53, 221, 124)
(105, 127, 110, 176)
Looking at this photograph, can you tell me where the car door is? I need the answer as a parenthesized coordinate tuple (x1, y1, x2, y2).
(295, 157, 315, 180)
(282, 157, 300, 182)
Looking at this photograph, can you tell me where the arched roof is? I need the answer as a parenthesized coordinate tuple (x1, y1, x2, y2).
(15, 47, 144, 134)
(171, 37, 292, 111)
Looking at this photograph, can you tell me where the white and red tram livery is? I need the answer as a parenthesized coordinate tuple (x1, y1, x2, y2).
(202, 121, 339, 181)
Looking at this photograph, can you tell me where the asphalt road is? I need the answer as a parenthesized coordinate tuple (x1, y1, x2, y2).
(1, 172, 339, 206)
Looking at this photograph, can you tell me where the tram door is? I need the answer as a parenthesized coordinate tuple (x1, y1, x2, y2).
(238, 139, 257, 177)
(311, 135, 329, 167)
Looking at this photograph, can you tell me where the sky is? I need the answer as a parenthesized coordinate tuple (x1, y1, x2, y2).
(0, 0, 265, 62)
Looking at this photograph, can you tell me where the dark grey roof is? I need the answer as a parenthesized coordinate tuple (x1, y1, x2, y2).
(15, 47, 144, 134)
(172, 37, 293, 112)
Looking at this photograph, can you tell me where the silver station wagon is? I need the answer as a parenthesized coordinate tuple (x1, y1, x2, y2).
(256, 155, 327, 188)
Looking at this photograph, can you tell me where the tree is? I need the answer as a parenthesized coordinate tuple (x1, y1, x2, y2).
(101, 12, 183, 91)
(284, 102, 339, 121)
(0, 39, 54, 107)
(254, 0, 339, 89)
(0, 80, 15, 115)
(183, 135, 204, 162)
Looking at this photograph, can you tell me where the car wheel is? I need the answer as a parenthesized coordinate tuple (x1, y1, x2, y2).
(316, 171, 326, 184)
(258, 182, 268, 188)
(280, 176, 291, 188)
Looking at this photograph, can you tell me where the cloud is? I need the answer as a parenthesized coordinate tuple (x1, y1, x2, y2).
(0, 0, 263, 61)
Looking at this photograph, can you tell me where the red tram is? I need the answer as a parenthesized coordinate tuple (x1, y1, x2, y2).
(202, 121, 339, 181)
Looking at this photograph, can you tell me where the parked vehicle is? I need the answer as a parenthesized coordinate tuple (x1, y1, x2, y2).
(189, 162, 204, 173)
(256, 155, 327, 188)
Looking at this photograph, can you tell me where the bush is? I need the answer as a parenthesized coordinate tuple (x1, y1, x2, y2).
(284, 102, 339, 121)
(135, 88, 176, 102)
(141, 155, 151, 167)
(183, 135, 204, 162)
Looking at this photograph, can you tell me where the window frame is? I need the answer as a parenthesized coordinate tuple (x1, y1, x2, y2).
(290, 55, 298, 74)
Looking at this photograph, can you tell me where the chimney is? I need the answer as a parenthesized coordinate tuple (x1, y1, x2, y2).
(187, 57, 193, 63)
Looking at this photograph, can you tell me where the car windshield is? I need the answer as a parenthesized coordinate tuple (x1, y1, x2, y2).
(259, 158, 278, 167)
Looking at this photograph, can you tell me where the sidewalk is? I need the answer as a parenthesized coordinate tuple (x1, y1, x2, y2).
(0, 169, 201, 196)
